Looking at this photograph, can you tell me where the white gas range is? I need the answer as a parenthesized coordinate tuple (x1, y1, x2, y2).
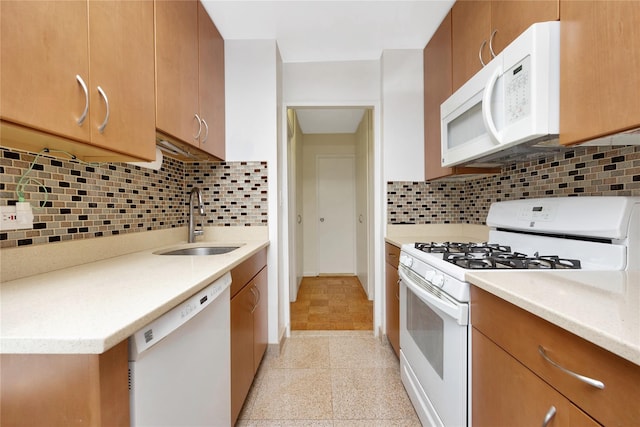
(398, 196, 640, 427)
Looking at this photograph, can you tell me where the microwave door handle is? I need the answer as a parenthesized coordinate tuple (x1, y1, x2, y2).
(482, 66, 502, 144)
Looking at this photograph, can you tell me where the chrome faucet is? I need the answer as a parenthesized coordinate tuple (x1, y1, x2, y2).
(188, 187, 205, 243)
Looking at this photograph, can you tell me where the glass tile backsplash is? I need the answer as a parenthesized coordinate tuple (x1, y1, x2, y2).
(0, 147, 268, 248)
(388, 145, 640, 225)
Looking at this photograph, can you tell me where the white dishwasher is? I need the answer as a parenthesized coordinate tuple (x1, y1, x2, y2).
(129, 272, 231, 427)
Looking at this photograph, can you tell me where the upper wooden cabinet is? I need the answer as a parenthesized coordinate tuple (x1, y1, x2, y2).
(155, 0, 226, 160)
(0, 1, 156, 161)
(559, 1, 640, 145)
(424, 12, 500, 180)
(451, 0, 559, 91)
(198, 2, 226, 159)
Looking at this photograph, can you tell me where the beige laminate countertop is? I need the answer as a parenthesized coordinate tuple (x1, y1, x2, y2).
(0, 231, 269, 355)
(467, 270, 640, 366)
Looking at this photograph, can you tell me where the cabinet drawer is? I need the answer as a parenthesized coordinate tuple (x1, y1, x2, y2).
(230, 248, 267, 298)
(385, 243, 400, 268)
(471, 286, 640, 427)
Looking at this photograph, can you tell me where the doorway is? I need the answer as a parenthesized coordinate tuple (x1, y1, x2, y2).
(286, 106, 374, 330)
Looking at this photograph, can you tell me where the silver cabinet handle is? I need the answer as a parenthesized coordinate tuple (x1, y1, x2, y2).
(75, 75, 89, 126)
(396, 278, 401, 300)
(538, 346, 605, 389)
(250, 286, 260, 314)
(541, 406, 556, 427)
(489, 29, 498, 59)
(193, 113, 202, 139)
(96, 86, 109, 133)
(201, 118, 209, 143)
(479, 40, 487, 66)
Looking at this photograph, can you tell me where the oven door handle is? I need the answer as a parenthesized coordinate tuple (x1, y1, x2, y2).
(399, 267, 468, 326)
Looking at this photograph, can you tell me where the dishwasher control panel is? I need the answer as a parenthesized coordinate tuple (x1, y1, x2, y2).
(129, 272, 231, 356)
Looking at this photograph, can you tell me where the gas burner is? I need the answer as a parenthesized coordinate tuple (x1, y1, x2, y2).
(415, 242, 511, 255)
(442, 252, 582, 270)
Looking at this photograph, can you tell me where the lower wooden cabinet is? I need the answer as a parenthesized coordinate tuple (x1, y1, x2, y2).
(0, 340, 129, 427)
(230, 248, 268, 425)
(385, 242, 400, 357)
(473, 328, 599, 427)
(471, 286, 640, 426)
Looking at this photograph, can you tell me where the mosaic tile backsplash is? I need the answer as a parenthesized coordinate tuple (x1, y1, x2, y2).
(388, 145, 640, 225)
(0, 147, 268, 248)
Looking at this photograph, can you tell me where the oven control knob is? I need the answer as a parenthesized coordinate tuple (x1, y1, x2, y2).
(400, 255, 413, 267)
(432, 274, 445, 288)
(424, 270, 435, 282)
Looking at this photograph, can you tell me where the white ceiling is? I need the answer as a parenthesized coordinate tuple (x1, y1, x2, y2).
(295, 108, 367, 134)
(201, 0, 455, 133)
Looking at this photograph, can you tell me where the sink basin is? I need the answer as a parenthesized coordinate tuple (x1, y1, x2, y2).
(155, 246, 240, 256)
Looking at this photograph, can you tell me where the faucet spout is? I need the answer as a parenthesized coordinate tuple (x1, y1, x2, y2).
(188, 187, 205, 243)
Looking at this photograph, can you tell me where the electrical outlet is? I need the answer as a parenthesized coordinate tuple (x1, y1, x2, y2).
(0, 205, 34, 230)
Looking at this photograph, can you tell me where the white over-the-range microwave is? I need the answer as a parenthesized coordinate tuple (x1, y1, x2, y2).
(440, 20, 640, 168)
(440, 21, 561, 168)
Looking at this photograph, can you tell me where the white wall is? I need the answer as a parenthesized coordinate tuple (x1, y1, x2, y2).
(381, 49, 425, 182)
(284, 61, 380, 105)
(225, 39, 284, 344)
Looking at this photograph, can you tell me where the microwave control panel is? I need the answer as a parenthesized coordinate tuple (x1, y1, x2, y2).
(504, 55, 531, 124)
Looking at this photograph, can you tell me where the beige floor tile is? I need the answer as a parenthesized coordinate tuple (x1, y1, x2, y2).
(264, 337, 331, 369)
(248, 368, 333, 420)
(238, 331, 419, 425)
(331, 368, 419, 421)
(328, 335, 399, 369)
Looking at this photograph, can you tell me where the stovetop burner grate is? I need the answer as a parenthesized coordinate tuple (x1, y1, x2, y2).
(415, 242, 582, 270)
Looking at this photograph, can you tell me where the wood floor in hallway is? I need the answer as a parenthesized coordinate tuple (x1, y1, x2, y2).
(290, 276, 373, 330)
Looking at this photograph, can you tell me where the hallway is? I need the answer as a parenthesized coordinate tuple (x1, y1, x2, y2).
(236, 331, 420, 426)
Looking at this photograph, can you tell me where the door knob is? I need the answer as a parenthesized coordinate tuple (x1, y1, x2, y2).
(320, 218, 325, 222)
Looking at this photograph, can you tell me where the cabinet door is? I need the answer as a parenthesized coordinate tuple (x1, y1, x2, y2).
(198, 2, 226, 160)
(87, 0, 155, 160)
(451, 0, 491, 92)
(252, 267, 268, 373)
(0, 1, 90, 142)
(472, 329, 598, 427)
(424, 12, 454, 180)
(560, 1, 640, 145)
(490, 1, 558, 56)
(231, 283, 256, 425)
(385, 261, 400, 357)
(155, 0, 200, 147)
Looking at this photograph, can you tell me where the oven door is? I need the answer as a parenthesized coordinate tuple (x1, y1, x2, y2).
(399, 265, 469, 427)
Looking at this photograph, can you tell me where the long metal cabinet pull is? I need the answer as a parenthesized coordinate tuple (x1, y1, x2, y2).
(478, 40, 487, 66)
(201, 118, 209, 143)
(250, 286, 259, 314)
(97, 86, 110, 133)
(489, 29, 498, 59)
(538, 346, 605, 389)
(541, 406, 556, 427)
(193, 114, 202, 139)
(75, 75, 89, 126)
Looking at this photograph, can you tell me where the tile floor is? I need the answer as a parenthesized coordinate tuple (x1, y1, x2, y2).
(236, 331, 421, 426)
(290, 276, 373, 331)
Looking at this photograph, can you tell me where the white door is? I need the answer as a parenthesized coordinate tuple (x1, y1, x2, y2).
(316, 155, 356, 274)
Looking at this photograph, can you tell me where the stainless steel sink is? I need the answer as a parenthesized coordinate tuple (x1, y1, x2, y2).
(154, 246, 240, 256)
